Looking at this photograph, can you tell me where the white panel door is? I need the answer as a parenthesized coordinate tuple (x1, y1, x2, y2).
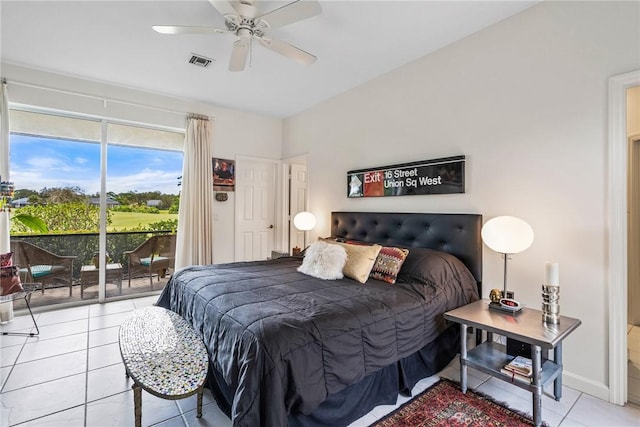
(289, 163, 308, 253)
(235, 158, 277, 261)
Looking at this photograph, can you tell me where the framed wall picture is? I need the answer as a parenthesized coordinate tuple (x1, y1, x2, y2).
(213, 158, 235, 191)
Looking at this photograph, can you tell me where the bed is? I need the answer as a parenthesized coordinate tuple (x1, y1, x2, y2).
(156, 211, 482, 427)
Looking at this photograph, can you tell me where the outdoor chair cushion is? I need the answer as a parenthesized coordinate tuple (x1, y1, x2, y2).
(140, 256, 169, 266)
(19, 264, 67, 278)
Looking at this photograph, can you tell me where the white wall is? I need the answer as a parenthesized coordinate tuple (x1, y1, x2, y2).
(2, 63, 282, 264)
(283, 1, 640, 400)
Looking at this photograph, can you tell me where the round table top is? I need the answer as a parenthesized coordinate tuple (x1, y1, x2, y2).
(119, 306, 208, 399)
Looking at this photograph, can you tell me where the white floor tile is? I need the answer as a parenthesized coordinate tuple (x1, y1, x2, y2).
(0, 344, 22, 368)
(88, 326, 120, 348)
(410, 375, 439, 395)
(3, 349, 87, 392)
(36, 306, 89, 326)
(132, 295, 160, 309)
(0, 334, 27, 349)
(0, 366, 11, 390)
(29, 318, 89, 341)
(0, 315, 39, 335)
(89, 300, 136, 318)
(87, 363, 132, 402)
(0, 373, 85, 425)
(181, 402, 232, 427)
(17, 333, 87, 364)
(88, 311, 132, 331)
(347, 412, 379, 427)
(174, 388, 215, 414)
(566, 393, 640, 426)
(18, 405, 86, 426)
(559, 418, 588, 426)
(151, 414, 186, 427)
(88, 342, 123, 371)
(86, 389, 181, 427)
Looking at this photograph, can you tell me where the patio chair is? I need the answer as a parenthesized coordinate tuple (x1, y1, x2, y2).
(124, 234, 176, 289)
(10, 241, 77, 296)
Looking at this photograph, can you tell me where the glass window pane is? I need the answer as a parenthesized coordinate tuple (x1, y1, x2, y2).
(106, 123, 182, 299)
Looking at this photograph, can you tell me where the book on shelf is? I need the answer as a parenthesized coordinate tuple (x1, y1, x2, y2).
(500, 367, 532, 384)
(503, 355, 532, 377)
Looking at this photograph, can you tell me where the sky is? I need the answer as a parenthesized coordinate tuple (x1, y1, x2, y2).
(9, 135, 183, 195)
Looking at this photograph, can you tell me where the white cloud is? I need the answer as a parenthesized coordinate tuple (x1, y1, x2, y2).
(108, 168, 181, 195)
(75, 157, 89, 165)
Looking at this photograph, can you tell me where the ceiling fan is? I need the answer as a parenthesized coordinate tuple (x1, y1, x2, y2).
(153, 0, 322, 72)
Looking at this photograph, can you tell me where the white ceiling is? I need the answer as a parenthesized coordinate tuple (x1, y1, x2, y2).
(1, 1, 539, 118)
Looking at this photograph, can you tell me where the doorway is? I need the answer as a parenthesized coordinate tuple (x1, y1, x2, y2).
(608, 70, 640, 406)
(234, 156, 278, 261)
(288, 160, 309, 253)
(628, 131, 640, 404)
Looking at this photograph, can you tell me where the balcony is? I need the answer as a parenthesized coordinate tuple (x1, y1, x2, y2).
(9, 231, 174, 311)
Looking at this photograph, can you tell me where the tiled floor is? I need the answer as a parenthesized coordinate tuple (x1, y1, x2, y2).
(1, 298, 639, 427)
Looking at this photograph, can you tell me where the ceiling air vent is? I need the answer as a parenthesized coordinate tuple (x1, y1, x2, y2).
(188, 54, 214, 68)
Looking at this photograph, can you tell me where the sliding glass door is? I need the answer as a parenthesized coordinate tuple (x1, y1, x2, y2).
(9, 109, 183, 309)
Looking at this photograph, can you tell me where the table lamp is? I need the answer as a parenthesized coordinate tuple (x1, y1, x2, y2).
(481, 216, 534, 311)
(292, 211, 316, 255)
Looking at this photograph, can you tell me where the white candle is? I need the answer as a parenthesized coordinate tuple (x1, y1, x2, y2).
(0, 301, 14, 323)
(544, 262, 560, 286)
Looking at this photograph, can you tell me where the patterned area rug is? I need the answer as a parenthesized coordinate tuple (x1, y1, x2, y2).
(371, 378, 544, 427)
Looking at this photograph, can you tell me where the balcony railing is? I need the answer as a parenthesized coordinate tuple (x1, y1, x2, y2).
(9, 230, 174, 310)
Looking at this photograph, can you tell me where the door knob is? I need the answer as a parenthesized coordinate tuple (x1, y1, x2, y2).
(268, 225, 274, 229)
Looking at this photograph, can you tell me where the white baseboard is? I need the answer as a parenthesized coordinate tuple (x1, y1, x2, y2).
(562, 370, 610, 402)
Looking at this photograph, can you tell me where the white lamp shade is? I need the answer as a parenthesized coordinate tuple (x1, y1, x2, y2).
(481, 216, 534, 254)
(293, 211, 316, 231)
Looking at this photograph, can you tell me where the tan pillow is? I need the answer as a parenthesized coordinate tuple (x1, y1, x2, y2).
(321, 239, 381, 283)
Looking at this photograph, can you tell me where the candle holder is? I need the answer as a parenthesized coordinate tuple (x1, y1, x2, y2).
(542, 284, 560, 324)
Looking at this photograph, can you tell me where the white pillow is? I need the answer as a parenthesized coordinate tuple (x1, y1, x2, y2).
(297, 241, 347, 280)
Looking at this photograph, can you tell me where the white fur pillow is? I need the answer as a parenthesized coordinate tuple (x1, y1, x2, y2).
(297, 241, 347, 280)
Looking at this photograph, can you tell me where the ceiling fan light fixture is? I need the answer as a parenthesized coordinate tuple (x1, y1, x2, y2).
(156, 0, 321, 71)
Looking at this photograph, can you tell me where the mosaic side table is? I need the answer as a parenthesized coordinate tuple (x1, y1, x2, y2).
(119, 306, 209, 427)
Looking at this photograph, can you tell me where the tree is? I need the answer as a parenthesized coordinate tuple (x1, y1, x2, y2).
(40, 186, 86, 204)
(13, 188, 39, 200)
(10, 203, 110, 234)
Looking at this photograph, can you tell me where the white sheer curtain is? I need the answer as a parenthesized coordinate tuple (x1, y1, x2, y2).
(0, 79, 10, 253)
(175, 115, 215, 269)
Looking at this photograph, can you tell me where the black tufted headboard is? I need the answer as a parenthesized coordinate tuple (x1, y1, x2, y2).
(331, 212, 482, 293)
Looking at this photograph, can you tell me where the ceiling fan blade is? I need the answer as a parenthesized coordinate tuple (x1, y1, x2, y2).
(257, 0, 321, 29)
(259, 37, 316, 65)
(229, 38, 250, 71)
(208, 0, 238, 17)
(152, 25, 227, 35)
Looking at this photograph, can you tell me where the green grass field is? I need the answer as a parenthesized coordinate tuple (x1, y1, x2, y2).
(108, 211, 178, 231)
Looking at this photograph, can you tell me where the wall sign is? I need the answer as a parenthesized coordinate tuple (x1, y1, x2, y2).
(347, 155, 465, 198)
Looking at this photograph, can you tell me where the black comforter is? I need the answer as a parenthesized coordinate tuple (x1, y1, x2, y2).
(157, 256, 478, 427)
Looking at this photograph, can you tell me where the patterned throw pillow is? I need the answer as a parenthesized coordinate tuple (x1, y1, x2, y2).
(320, 238, 409, 284)
(0, 252, 12, 267)
(1, 252, 24, 296)
(369, 246, 410, 284)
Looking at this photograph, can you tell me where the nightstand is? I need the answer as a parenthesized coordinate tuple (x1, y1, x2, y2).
(444, 299, 581, 427)
(270, 250, 289, 259)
